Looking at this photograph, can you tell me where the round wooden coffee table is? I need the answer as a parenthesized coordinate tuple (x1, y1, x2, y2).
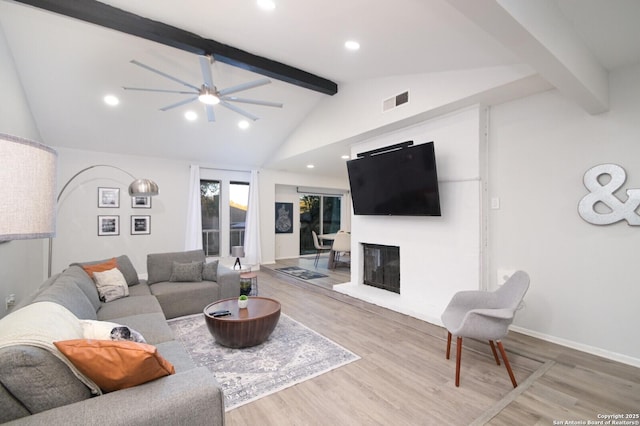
(203, 297, 281, 348)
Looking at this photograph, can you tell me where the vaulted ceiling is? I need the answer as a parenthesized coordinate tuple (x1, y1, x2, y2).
(2, 0, 639, 179)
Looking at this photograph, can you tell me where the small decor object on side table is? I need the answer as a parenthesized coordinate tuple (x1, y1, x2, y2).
(238, 295, 249, 309)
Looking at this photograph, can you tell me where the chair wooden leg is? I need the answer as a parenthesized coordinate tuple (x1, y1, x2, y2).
(489, 340, 501, 365)
(455, 337, 462, 387)
(497, 341, 517, 388)
(445, 332, 452, 359)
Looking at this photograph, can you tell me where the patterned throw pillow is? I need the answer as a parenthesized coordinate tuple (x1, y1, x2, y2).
(92, 268, 129, 302)
(202, 260, 218, 282)
(80, 320, 146, 343)
(169, 261, 203, 282)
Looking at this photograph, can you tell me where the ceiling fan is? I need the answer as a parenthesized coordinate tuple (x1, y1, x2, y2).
(123, 55, 283, 122)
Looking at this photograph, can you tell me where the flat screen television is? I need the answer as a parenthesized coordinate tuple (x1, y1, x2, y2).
(346, 141, 441, 216)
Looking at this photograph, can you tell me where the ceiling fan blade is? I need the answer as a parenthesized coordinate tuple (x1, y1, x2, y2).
(221, 96, 283, 108)
(130, 60, 200, 91)
(159, 96, 198, 111)
(205, 105, 215, 122)
(218, 78, 271, 96)
(199, 56, 215, 89)
(220, 101, 259, 121)
(123, 87, 198, 95)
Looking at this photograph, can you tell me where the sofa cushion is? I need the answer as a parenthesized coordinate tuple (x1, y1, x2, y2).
(154, 340, 197, 373)
(0, 381, 30, 423)
(147, 250, 206, 284)
(72, 255, 140, 286)
(170, 261, 203, 282)
(33, 280, 97, 320)
(54, 340, 175, 393)
(202, 260, 218, 282)
(97, 295, 163, 321)
(150, 281, 220, 319)
(93, 268, 129, 302)
(0, 346, 93, 417)
(127, 281, 152, 297)
(106, 313, 174, 345)
(61, 266, 102, 312)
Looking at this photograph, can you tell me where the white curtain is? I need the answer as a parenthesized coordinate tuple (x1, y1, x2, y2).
(244, 170, 261, 266)
(184, 165, 202, 250)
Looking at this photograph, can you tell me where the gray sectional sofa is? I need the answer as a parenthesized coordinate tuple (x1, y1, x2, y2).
(0, 249, 240, 425)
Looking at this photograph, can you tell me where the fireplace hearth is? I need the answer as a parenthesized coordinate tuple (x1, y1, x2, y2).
(363, 244, 400, 294)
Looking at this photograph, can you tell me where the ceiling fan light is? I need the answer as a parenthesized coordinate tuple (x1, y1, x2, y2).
(198, 92, 220, 105)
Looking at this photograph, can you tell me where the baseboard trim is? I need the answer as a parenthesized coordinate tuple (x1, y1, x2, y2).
(510, 325, 640, 368)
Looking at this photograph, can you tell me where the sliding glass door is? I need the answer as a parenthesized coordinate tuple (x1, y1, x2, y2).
(299, 194, 341, 255)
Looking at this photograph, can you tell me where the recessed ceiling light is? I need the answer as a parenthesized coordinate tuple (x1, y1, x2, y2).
(103, 95, 119, 106)
(184, 111, 198, 121)
(257, 0, 276, 10)
(306, 164, 315, 169)
(238, 120, 250, 130)
(341, 155, 350, 160)
(344, 40, 360, 51)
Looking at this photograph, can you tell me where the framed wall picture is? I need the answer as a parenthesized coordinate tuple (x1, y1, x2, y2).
(98, 187, 120, 208)
(275, 202, 293, 234)
(132, 195, 151, 208)
(131, 215, 151, 235)
(98, 215, 119, 236)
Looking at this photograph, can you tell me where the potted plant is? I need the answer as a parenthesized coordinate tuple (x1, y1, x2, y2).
(238, 294, 249, 309)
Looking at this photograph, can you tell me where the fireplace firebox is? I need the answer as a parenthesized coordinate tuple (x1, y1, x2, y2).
(363, 244, 400, 294)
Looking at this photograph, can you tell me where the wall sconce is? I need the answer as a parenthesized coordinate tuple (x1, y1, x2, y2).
(48, 164, 159, 276)
(231, 246, 245, 270)
(0, 133, 57, 241)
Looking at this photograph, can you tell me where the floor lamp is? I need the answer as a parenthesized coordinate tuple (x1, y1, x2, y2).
(48, 164, 159, 277)
(0, 133, 57, 242)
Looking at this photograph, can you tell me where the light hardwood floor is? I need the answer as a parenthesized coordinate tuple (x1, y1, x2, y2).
(225, 256, 640, 425)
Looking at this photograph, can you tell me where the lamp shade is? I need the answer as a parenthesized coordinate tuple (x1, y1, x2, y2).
(0, 133, 57, 240)
(231, 246, 245, 258)
(128, 178, 159, 196)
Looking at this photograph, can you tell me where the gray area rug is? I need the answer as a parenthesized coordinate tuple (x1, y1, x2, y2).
(276, 266, 328, 280)
(168, 313, 360, 411)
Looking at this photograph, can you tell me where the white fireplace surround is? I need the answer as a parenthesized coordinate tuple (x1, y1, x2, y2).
(335, 106, 486, 326)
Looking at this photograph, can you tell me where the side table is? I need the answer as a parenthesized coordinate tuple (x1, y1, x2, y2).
(240, 272, 258, 296)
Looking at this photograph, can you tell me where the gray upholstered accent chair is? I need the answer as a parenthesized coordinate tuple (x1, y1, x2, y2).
(311, 230, 331, 267)
(441, 270, 530, 388)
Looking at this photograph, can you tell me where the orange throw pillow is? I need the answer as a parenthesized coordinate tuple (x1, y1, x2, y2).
(82, 258, 118, 278)
(54, 339, 175, 392)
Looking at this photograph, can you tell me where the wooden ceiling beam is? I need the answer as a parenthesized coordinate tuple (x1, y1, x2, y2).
(14, 0, 338, 95)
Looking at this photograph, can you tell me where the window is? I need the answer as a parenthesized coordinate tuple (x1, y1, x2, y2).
(200, 180, 220, 256)
(229, 181, 249, 252)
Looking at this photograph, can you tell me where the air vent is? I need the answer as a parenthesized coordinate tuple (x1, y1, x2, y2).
(382, 91, 409, 112)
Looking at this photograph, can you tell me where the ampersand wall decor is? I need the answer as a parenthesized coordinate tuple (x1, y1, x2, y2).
(578, 164, 640, 225)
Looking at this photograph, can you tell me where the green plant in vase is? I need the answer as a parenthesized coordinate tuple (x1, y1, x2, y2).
(238, 294, 249, 309)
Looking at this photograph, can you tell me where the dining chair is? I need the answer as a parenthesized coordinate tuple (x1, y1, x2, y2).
(330, 231, 351, 269)
(440, 270, 530, 387)
(311, 230, 331, 267)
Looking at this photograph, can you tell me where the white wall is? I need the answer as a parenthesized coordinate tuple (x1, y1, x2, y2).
(335, 106, 486, 324)
(488, 63, 640, 365)
(0, 24, 47, 318)
(51, 148, 189, 275)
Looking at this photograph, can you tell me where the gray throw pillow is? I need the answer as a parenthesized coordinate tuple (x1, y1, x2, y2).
(202, 260, 218, 282)
(169, 261, 203, 282)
